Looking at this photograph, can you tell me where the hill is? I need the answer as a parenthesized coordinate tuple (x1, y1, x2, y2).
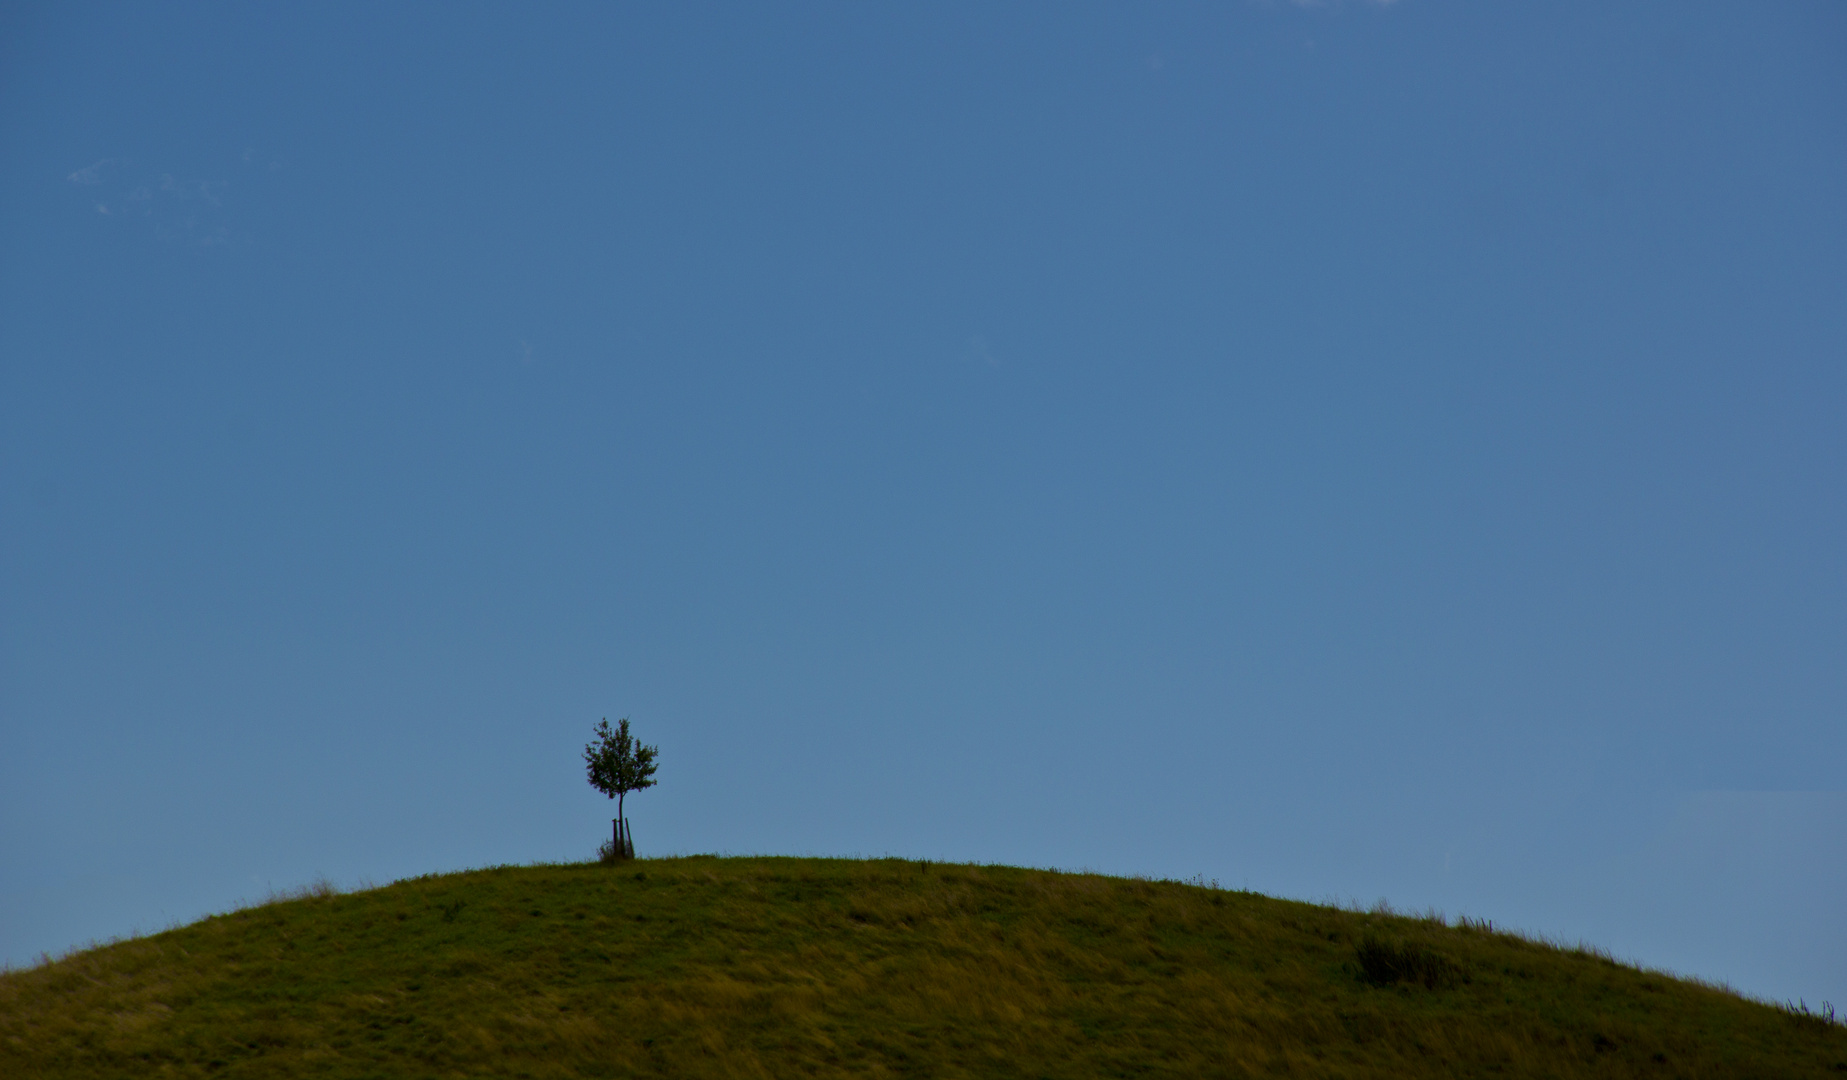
(1, 856, 1839, 1078)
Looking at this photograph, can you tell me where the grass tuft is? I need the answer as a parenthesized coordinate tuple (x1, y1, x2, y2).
(1781, 998, 1843, 1033)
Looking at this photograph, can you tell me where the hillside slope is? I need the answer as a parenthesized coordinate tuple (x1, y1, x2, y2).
(2, 857, 1839, 1078)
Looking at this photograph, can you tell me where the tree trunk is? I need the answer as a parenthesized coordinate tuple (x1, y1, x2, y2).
(611, 792, 633, 860)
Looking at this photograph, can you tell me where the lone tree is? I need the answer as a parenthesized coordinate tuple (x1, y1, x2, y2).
(583, 717, 658, 860)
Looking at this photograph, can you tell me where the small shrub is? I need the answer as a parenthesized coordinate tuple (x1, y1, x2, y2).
(1356, 934, 1461, 989)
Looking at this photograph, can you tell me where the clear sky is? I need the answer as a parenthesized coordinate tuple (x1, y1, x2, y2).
(3, 2, 1843, 1008)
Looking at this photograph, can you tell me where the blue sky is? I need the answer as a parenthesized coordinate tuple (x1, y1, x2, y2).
(3, 1, 1843, 1008)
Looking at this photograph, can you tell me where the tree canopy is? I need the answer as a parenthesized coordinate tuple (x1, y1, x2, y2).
(583, 717, 658, 811)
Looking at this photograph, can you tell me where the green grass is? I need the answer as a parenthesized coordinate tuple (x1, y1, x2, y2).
(2, 856, 1840, 1077)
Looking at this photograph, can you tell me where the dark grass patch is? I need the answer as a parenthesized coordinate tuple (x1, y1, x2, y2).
(1355, 934, 1463, 990)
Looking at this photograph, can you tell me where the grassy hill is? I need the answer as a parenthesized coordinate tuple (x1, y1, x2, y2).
(1, 856, 1839, 1078)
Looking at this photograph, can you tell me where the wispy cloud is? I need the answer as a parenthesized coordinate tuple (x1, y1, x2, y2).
(66, 157, 251, 247)
(66, 159, 115, 185)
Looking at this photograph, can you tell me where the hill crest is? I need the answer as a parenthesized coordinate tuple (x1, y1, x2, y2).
(2, 856, 1840, 1078)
